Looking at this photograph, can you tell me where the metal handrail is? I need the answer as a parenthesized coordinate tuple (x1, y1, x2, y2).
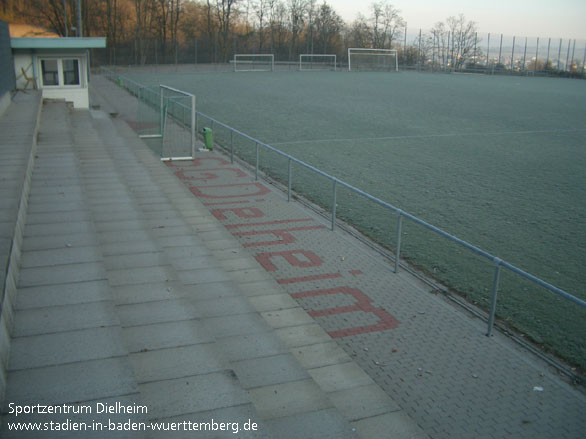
(100, 67, 586, 337)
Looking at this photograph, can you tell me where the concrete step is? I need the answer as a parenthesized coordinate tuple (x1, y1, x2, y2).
(74, 109, 278, 434)
(2, 102, 143, 437)
(83, 108, 363, 437)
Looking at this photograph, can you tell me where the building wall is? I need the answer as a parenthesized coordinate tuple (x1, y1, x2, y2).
(14, 50, 90, 108)
(0, 20, 16, 115)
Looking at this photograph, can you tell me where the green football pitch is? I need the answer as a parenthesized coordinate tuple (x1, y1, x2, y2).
(121, 68, 586, 371)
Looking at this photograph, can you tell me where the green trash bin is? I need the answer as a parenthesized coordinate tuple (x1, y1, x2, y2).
(203, 127, 213, 150)
(117, 77, 123, 87)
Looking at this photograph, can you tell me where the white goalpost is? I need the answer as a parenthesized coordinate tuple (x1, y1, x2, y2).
(299, 54, 337, 71)
(347, 48, 399, 72)
(233, 54, 275, 72)
(137, 84, 196, 161)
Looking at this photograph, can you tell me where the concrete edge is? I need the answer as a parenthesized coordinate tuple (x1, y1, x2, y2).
(0, 91, 43, 408)
(0, 91, 10, 118)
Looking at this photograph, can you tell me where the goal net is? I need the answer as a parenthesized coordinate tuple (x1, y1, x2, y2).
(348, 48, 398, 72)
(138, 85, 196, 160)
(299, 54, 337, 71)
(234, 54, 275, 72)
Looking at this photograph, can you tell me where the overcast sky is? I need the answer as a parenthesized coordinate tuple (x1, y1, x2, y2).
(328, 0, 585, 40)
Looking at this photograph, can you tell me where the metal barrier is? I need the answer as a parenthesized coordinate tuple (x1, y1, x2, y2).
(100, 66, 586, 338)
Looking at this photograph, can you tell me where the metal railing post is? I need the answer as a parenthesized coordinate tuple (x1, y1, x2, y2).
(230, 130, 234, 163)
(255, 143, 259, 180)
(331, 180, 337, 231)
(486, 258, 502, 336)
(190, 95, 196, 158)
(287, 158, 292, 202)
(395, 212, 403, 273)
(160, 89, 164, 136)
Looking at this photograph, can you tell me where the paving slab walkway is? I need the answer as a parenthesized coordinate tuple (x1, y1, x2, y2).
(1, 89, 425, 438)
(89, 74, 586, 439)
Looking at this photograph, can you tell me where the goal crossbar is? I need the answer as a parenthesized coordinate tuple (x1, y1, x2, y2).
(348, 48, 398, 72)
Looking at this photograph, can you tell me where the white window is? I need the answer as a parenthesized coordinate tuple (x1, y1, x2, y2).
(40, 58, 81, 87)
(63, 59, 80, 85)
(41, 59, 59, 86)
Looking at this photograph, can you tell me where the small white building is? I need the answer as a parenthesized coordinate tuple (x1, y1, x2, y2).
(11, 37, 106, 108)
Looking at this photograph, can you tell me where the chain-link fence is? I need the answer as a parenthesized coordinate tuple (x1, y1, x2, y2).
(92, 32, 586, 78)
(400, 30, 585, 77)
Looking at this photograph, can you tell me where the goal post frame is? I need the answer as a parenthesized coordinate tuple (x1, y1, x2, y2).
(347, 48, 399, 72)
(299, 54, 337, 71)
(138, 84, 196, 160)
(233, 54, 275, 72)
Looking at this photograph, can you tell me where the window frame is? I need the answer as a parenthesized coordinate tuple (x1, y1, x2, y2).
(39, 57, 83, 88)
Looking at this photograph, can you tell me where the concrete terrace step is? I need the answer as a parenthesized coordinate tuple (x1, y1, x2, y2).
(0, 91, 42, 405)
(74, 107, 276, 437)
(0, 83, 430, 437)
(1, 101, 143, 438)
(90, 76, 431, 438)
(80, 106, 368, 438)
(0, 96, 398, 438)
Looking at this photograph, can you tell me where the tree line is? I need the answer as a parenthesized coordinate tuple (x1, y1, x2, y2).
(1, 0, 485, 67)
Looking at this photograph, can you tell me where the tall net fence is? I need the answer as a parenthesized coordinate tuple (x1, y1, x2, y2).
(91, 31, 585, 79)
(233, 54, 274, 72)
(299, 55, 337, 71)
(399, 30, 586, 76)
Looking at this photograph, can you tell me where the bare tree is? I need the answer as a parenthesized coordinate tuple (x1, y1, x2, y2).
(430, 21, 449, 68)
(287, 0, 306, 59)
(379, 1, 404, 49)
(215, 0, 238, 61)
(314, 2, 342, 54)
(304, 0, 316, 53)
(370, 1, 404, 49)
(253, 0, 269, 52)
(268, 0, 287, 57)
(134, 0, 158, 64)
(446, 14, 479, 69)
(411, 29, 435, 67)
(348, 13, 371, 49)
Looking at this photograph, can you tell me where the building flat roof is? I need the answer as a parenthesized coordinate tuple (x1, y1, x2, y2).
(11, 37, 106, 49)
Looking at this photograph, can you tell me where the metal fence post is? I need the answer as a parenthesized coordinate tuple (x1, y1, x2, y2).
(287, 158, 292, 202)
(191, 95, 196, 158)
(534, 37, 539, 74)
(230, 130, 234, 163)
(331, 180, 337, 231)
(487, 258, 502, 336)
(255, 143, 259, 180)
(522, 37, 528, 73)
(546, 38, 551, 71)
(557, 38, 562, 70)
(195, 113, 199, 139)
(511, 36, 516, 71)
(498, 34, 503, 69)
(395, 212, 403, 273)
(160, 89, 164, 136)
(486, 33, 491, 70)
